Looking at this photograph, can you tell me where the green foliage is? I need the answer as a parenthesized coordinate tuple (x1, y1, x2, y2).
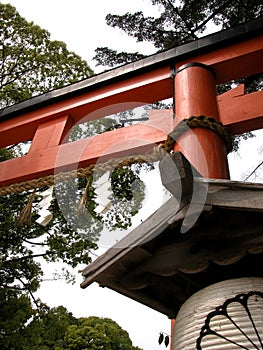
(63, 316, 142, 350)
(94, 47, 145, 67)
(0, 289, 35, 350)
(26, 305, 77, 350)
(103, 167, 145, 231)
(0, 4, 146, 350)
(0, 147, 99, 334)
(0, 14, 147, 333)
(111, 167, 139, 201)
(69, 117, 118, 141)
(0, 306, 142, 350)
(0, 303, 76, 350)
(0, 150, 97, 270)
(0, 190, 44, 294)
(0, 4, 99, 346)
(51, 177, 103, 256)
(0, 3, 93, 108)
(68, 117, 147, 231)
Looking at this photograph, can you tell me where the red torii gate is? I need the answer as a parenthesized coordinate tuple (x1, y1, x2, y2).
(0, 17, 263, 191)
(1, 17, 263, 350)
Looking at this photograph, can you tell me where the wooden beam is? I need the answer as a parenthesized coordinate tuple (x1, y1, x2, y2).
(0, 113, 172, 187)
(217, 85, 263, 134)
(177, 35, 263, 84)
(0, 67, 171, 148)
(0, 29, 263, 188)
(135, 83, 263, 137)
(1, 35, 263, 149)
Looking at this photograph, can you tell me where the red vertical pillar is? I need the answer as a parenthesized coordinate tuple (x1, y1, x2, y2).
(170, 62, 230, 348)
(170, 319, 175, 350)
(173, 62, 229, 179)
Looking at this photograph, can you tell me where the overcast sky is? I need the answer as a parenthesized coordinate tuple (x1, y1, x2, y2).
(1, 1, 262, 349)
(2, 0, 159, 72)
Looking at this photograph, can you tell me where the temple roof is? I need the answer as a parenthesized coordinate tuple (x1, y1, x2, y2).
(81, 174, 263, 319)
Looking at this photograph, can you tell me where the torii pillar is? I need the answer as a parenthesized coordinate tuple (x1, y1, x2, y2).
(173, 62, 229, 179)
(166, 64, 263, 349)
(165, 61, 230, 350)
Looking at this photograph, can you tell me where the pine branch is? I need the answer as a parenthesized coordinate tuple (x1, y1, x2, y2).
(163, 0, 199, 39)
(193, 0, 236, 33)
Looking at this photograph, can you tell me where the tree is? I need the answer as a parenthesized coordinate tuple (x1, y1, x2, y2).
(93, 0, 263, 68)
(0, 300, 141, 350)
(0, 6, 147, 347)
(26, 305, 77, 350)
(0, 1, 146, 311)
(0, 4, 100, 344)
(0, 300, 75, 350)
(0, 3, 93, 108)
(0, 306, 142, 350)
(0, 289, 36, 350)
(0, 145, 99, 304)
(63, 316, 142, 350)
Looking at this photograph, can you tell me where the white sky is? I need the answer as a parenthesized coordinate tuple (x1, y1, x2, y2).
(2, 0, 158, 72)
(1, 1, 263, 349)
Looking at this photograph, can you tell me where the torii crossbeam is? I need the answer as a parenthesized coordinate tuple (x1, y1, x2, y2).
(0, 17, 263, 193)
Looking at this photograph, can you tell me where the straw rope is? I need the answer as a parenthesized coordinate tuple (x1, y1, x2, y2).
(0, 115, 233, 196)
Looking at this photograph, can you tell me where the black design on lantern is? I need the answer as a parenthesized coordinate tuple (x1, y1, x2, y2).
(196, 291, 263, 349)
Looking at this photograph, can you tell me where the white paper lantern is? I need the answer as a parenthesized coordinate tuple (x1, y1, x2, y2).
(172, 277, 263, 349)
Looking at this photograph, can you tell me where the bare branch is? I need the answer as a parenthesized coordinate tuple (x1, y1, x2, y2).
(24, 239, 48, 246)
(244, 160, 263, 181)
(2, 251, 56, 264)
(18, 277, 40, 309)
(0, 66, 36, 88)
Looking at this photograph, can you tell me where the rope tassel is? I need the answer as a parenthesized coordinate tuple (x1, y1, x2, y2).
(77, 176, 92, 215)
(16, 190, 36, 227)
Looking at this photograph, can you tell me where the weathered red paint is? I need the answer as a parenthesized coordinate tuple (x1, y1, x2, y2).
(218, 85, 263, 134)
(0, 113, 173, 187)
(0, 33, 263, 188)
(170, 319, 176, 350)
(177, 35, 263, 84)
(173, 64, 229, 179)
(0, 67, 172, 148)
(28, 115, 74, 154)
(128, 85, 263, 136)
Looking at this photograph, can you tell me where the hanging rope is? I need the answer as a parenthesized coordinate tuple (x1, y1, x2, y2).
(77, 175, 93, 215)
(0, 115, 233, 197)
(16, 189, 36, 226)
